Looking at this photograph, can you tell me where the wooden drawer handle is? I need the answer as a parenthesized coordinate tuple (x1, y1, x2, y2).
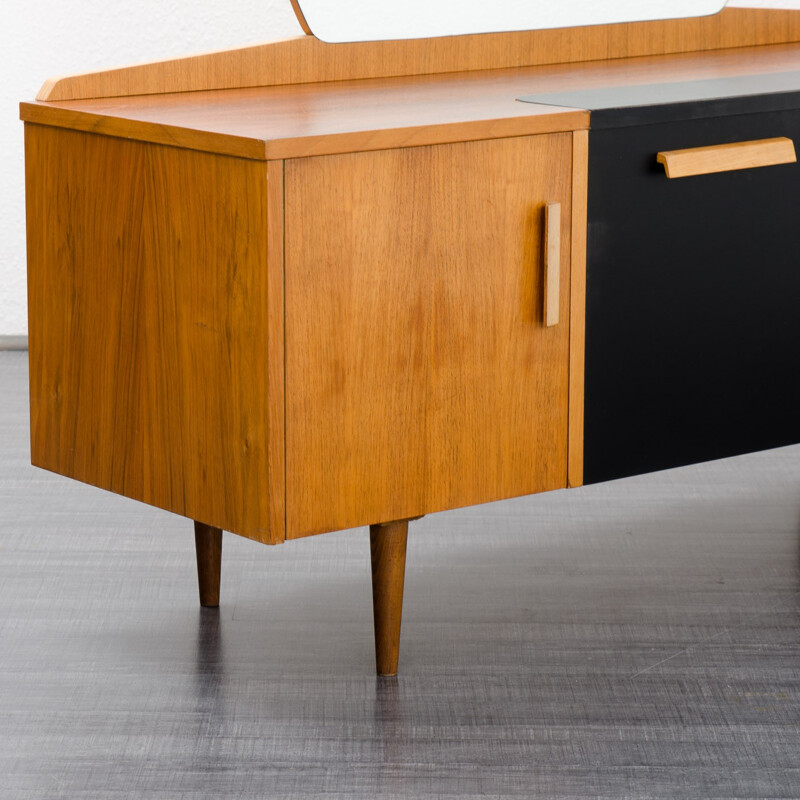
(657, 137, 796, 179)
(544, 202, 560, 328)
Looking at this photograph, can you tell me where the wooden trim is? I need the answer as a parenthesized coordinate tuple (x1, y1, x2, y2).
(657, 136, 797, 178)
(568, 129, 588, 489)
(17, 102, 589, 161)
(267, 160, 287, 543)
(34, 8, 800, 102)
(544, 202, 561, 328)
(18, 106, 270, 161)
(289, 0, 313, 35)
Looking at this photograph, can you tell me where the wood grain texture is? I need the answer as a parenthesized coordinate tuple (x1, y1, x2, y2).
(288, 0, 313, 35)
(194, 521, 223, 607)
(23, 40, 800, 162)
(657, 136, 797, 177)
(285, 135, 572, 537)
(19, 93, 586, 161)
(370, 520, 409, 677)
(544, 202, 562, 328)
(33, 8, 800, 102)
(18, 105, 273, 161)
(568, 129, 588, 489)
(25, 124, 283, 544)
(266, 160, 287, 544)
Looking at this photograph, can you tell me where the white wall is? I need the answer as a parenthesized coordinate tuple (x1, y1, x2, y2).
(0, 1, 794, 336)
(1, 0, 304, 336)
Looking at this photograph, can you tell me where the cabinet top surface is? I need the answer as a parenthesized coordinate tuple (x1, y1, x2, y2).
(20, 42, 800, 160)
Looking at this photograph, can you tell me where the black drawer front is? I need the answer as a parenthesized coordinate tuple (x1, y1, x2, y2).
(584, 109, 800, 484)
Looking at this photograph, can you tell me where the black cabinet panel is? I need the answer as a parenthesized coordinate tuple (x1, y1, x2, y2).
(519, 70, 800, 127)
(584, 110, 800, 484)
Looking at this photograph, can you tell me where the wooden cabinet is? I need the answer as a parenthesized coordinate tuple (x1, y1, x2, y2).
(284, 135, 575, 537)
(27, 7, 800, 672)
(24, 126, 584, 545)
(23, 120, 586, 672)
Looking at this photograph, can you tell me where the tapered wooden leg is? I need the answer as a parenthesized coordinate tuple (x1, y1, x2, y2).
(370, 519, 409, 677)
(194, 521, 222, 608)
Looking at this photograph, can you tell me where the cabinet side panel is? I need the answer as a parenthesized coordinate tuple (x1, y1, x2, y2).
(24, 124, 281, 543)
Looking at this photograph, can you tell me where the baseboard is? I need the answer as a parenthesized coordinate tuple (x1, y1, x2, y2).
(0, 336, 28, 351)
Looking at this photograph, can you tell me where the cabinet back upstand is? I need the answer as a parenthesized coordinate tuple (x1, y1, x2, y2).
(20, 7, 800, 675)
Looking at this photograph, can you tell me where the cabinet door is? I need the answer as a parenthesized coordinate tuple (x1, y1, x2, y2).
(584, 111, 800, 484)
(285, 135, 573, 537)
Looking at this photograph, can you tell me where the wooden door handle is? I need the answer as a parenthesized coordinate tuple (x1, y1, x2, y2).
(544, 202, 561, 327)
(657, 137, 796, 178)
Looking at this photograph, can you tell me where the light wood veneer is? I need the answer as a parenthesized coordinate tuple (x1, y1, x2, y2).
(33, 8, 800, 102)
(657, 136, 797, 178)
(285, 135, 573, 537)
(25, 125, 284, 544)
(22, 41, 800, 162)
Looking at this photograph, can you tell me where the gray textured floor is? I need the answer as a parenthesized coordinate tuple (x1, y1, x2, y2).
(2, 349, 800, 799)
